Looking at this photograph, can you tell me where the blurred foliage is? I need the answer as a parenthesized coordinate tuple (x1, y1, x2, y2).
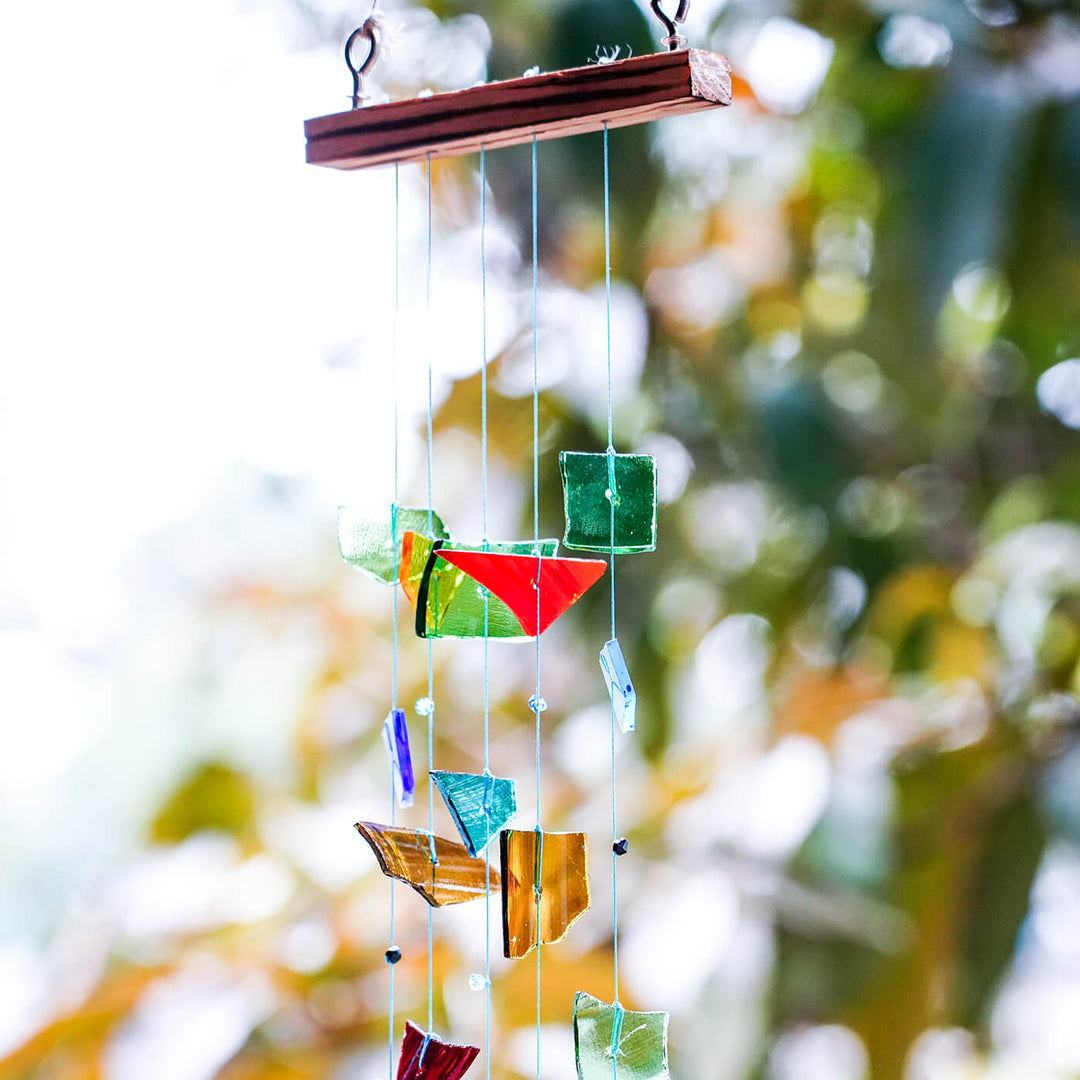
(6, 0, 1080, 1077)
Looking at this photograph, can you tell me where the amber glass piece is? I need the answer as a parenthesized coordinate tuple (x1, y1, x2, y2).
(435, 550, 607, 637)
(559, 452, 657, 553)
(405, 535, 560, 639)
(572, 992, 669, 1080)
(500, 829, 590, 958)
(354, 822, 500, 906)
(339, 506, 449, 585)
(397, 1020, 480, 1080)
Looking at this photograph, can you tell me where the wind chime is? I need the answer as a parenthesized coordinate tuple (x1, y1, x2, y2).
(305, 5, 731, 1077)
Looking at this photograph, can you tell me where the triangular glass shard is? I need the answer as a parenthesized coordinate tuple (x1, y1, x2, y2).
(381, 708, 415, 808)
(434, 551, 607, 637)
(354, 822, 500, 906)
(338, 506, 449, 585)
(500, 829, 590, 958)
(431, 771, 517, 856)
(572, 992, 670, 1080)
(560, 452, 657, 554)
(397, 1019, 480, 1080)
(404, 534, 561, 640)
(599, 639, 636, 733)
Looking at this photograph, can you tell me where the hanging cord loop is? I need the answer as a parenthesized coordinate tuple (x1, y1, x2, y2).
(345, 13, 382, 109)
(650, 0, 690, 50)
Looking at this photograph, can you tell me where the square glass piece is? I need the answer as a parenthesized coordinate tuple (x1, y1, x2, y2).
(431, 771, 517, 856)
(397, 1020, 479, 1080)
(560, 452, 657, 553)
(573, 992, 670, 1080)
(402, 535, 560, 640)
(354, 822, 500, 907)
(599, 638, 636, 733)
(500, 829, 590, 958)
(381, 708, 415, 808)
(338, 506, 448, 584)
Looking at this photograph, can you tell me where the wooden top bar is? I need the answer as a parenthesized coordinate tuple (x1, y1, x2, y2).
(304, 48, 732, 170)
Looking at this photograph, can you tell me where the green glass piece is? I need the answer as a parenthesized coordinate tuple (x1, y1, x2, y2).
(559, 452, 657, 554)
(418, 538, 559, 640)
(572, 992, 670, 1080)
(430, 771, 517, 856)
(338, 506, 449, 584)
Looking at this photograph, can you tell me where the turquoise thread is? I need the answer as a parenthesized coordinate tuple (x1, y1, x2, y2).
(425, 152, 435, 1037)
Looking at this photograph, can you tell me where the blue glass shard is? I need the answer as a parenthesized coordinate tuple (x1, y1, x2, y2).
(599, 638, 636, 733)
(430, 770, 517, 856)
(381, 708, 415, 808)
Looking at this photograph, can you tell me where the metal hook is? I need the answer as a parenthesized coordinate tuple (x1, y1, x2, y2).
(345, 13, 381, 109)
(650, 0, 690, 50)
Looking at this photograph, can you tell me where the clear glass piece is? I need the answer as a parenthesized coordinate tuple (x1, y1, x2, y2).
(415, 696, 435, 716)
(397, 1020, 480, 1080)
(381, 708, 415, 807)
(572, 992, 670, 1080)
(430, 770, 517, 857)
(559, 452, 657, 553)
(403, 534, 561, 640)
(500, 829, 590, 958)
(599, 638, 636, 733)
(528, 694, 547, 713)
(354, 822, 500, 907)
(338, 506, 448, 584)
(434, 550, 607, 637)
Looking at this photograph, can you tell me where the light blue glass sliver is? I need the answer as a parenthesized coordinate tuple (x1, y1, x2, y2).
(573, 992, 670, 1080)
(600, 638, 636, 733)
(430, 771, 517, 857)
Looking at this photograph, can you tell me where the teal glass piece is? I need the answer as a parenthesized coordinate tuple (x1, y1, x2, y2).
(572, 992, 670, 1080)
(430, 770, 517, 856)
(338, 506, 449, 585)
(599, 638, 636, 733)
(559, 452, 657, 554)
(417, 538, 559, 640)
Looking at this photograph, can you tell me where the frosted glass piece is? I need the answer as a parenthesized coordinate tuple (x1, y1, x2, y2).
(599, 638, 636, 733)
(560, 452, 657, 553)
(397, 1020, 479, 1080)
(572, 992, 670, 1080)
(338, 506, 448, 584)
(500, 829, 590, 958)
(382, 707, 415, 808)
(431, 771, 517, 857)
(354, 822, 500, 906)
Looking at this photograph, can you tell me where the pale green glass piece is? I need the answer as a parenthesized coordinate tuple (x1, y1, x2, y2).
(560, 452, 657, 553)
(430, 771, 517, 856)
(572, 992, 669, 1080)
(338, 506, 448, 584)
(419, 539, 559, 640)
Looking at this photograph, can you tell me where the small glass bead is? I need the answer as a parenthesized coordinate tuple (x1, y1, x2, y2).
(468, 973, 489, 991)
(528, 694, 548, 714)
(415, 697, 435, 716)
(613, 838, 629, 856)
(385, 947, 402, 965)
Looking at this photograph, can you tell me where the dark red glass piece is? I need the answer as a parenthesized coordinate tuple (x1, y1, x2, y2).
(432, 550, 607, 636)
(397, 1020, 480, 1080)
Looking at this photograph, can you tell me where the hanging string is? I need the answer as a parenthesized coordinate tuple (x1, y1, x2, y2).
(388, 158, 400, 1080)
(425, 152, 436, 1036)
(530, 133, 543, 1080)
(479, 144, 493, 1080)
(603, 121, 621, 1007)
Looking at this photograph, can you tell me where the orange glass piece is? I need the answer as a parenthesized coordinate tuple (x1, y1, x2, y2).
(397, 1020, 480, 1080)
(400, 531, 437, 607)
(354, 822, 500, 907)
(500, 828, 590, 958)
(434, 550, 607, 636)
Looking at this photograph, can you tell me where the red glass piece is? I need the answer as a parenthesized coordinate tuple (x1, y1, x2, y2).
(434, 550, 607, 636)
(397, 1020, 480, 1080)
